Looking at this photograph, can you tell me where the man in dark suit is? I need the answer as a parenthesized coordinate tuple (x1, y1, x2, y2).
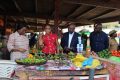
(61, 23, 80, 53)
(90, 23, 109, 52)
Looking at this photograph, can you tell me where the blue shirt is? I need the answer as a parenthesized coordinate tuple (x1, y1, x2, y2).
(90, 31, 109, 52)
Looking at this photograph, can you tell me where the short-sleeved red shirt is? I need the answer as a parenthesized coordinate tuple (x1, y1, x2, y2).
(42, 33, 58, 54)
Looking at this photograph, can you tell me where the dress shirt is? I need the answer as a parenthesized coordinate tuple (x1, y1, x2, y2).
(68, 32, 74, 48)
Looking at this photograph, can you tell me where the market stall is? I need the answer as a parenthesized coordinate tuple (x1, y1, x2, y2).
(10, 45, 119, 80)
(15, 60, 109, 80)
(12, 48, 109, 80)
(92, 49, 120, 80)
(1, 47, 120, 80)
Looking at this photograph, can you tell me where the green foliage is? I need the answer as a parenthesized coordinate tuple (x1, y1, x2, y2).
(97, 49, 111, 59)
(68, 51, 75, 60)
(16, 57, 46, 64)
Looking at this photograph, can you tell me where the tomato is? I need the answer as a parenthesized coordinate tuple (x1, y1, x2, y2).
(117, 53, 118, 56)
(111, 50, 120, 57)
(117, 53, 120, 57)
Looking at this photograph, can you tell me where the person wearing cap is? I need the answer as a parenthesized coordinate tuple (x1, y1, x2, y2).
(109, 30, 118, 51)
(61, 23, 80, 53)
(7, 23, 29, 61)
(90, 23, 109, 52)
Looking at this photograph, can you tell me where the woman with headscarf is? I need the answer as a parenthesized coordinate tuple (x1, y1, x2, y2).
(108, 30, 120, 80)
(7, 23, 29, 61)
(39, 25, 59, 55)
(109, 30, 118, 51)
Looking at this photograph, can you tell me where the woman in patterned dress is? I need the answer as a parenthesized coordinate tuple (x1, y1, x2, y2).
(7, 23, 29, 61)
(39, 25, 59, 54)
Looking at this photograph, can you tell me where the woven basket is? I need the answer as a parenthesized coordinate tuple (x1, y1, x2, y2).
(15, 60, 47, 66)
(0, 60, 17, 78)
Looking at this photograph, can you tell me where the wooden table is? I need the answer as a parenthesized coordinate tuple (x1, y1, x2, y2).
(15, 60, 109, 80)
(27, 69, 109, 80)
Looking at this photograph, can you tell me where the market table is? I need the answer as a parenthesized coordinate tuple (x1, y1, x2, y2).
(15, 60, 109, 80)
(27, 69, 109, 80)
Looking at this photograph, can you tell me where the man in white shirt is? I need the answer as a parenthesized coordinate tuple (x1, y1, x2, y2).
(68, 32, 74, 48)
(61, 23, 80, 53)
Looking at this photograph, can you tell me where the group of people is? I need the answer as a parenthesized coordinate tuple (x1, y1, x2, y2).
(90, 23, 119, 52)
(7, 23, 119, 61)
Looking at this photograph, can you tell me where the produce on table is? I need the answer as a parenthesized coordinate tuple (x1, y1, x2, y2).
(27, 54, 34, 58)
(30, 48, 38, 54)
(55, 53, 67, 60)
(109, 56, 120, 63)
(16, 57, 46, 64)
(72, 54, 87, 62)
(45, 51, 75, 60)
(46, 53, 67, 60)
(68, 51, 76, 60)
(29, 48, 75, 60)
(97, 49, 111, 59)
(16, 54, 46, 64)
(47, 54, 56, 60)
(85, 59, 101, 68)
(47, 54, 54, 60)
(73, 62, 82, 67)
(111, 50, 120, 57)
(72, 54, 86, 67)
(72, 54, 101, 68)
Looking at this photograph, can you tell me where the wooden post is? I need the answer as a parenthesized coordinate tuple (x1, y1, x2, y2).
(54, 0, 60, 34)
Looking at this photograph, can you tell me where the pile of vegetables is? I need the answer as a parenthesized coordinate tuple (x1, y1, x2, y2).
(111, 50, 120, 57)
(97, 49, 120, 63)
(68, 51, 76, 60)
(30, 48, 38, 54)
(45, 51, 75, 60)
(46, 53, 66, 60)
(16, 54, 46, 65)
(108, 50, 120, 63)
(97, 49, 111, 59)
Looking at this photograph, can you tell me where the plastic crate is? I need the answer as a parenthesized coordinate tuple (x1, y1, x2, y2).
(0, 60, 17, 78)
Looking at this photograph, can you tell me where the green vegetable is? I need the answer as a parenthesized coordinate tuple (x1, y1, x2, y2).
(97, 49, 111, 59)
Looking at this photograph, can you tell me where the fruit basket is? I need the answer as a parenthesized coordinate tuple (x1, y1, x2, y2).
(15, 59, 47, 66)
(15, 54, 47, 66)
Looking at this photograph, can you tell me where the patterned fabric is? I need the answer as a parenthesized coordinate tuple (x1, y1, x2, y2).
(109, 65, 120, 80)
(42, 33, 58, 54)
(7, 32, 29, 60)
(103, 62, 120, 80)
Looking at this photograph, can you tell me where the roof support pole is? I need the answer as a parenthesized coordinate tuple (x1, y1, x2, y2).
(54, 0, 60, 34)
